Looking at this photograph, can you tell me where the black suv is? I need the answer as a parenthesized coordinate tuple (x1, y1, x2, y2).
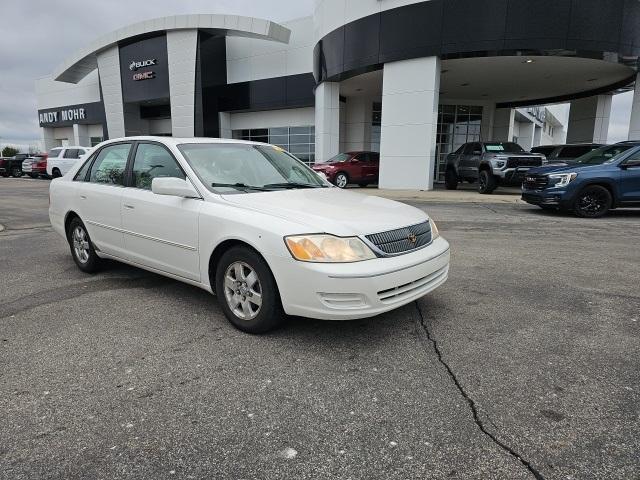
(0, 154, 29, 177)
(531, 143, 603, 165)
(445, 142, 545, 194)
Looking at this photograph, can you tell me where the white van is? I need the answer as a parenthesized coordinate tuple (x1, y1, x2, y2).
(47, 146, 92, 178)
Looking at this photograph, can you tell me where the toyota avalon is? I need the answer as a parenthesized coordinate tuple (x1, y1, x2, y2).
(49, 137, 450, 333)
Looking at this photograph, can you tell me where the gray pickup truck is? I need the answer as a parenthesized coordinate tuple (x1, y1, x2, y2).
(445, 142, 546, 194)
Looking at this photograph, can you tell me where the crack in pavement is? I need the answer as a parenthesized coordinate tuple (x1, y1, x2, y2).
(414, 301, 545, 480)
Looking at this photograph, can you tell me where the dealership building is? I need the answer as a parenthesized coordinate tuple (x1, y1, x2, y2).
(36, 0, 640, 189)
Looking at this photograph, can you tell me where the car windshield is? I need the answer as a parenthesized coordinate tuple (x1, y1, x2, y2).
(318, 153, 351, 164)
(574, 144, 635, 165)
(484, 142, 524, 153)
(178, 143, 327, 194)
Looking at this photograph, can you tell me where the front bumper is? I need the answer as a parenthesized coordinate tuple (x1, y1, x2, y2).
(521, 189, 570, 206)
(267, 236, 450, 320)
(494, 167, 537, 184)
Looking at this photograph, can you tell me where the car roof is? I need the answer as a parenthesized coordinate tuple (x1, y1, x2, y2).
(96, 136, 265, 148)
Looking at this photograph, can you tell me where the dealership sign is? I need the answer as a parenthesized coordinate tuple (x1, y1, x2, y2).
(129, 59, 156, 71)
(38, 102, 105, 127)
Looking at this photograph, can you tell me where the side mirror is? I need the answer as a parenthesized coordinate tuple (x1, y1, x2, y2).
(152, 177, 199, 198)
(351, 159, 360, 163)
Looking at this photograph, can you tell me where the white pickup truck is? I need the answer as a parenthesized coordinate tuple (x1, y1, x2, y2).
(46, 146, 92, 178)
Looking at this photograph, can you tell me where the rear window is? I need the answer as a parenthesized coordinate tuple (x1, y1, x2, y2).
(531, 146, 556, 157)
(557, 145, 599, 158)
(485, 142, 524, 153)
(48, 148, 62, 158)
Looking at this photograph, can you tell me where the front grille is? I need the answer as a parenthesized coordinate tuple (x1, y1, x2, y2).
(523, 174, 548, 190)
(507, 157, 543, 168)
(365, 221, 432, 256)
(377, 266, 449, 304)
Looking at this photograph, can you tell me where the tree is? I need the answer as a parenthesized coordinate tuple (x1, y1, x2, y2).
(2, 146, 19, 157)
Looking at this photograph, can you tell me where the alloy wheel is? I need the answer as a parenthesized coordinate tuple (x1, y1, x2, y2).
(336, 174, 348, 188)
(72, 226, 90, 263)
(576, 191, 608, 216)
(224, 261, 263, 320)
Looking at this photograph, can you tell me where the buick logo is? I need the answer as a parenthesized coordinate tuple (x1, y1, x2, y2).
(129, 59, 157, 71)
(408, 233, 418, 245)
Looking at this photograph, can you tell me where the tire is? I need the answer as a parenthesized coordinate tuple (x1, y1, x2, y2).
(52, 168, 62, 178)
(215, 246, 284, 334)
(444, 169, 458, 190)
(572, 185, 612, 218)
(478, 170, 497, 194)
(334, 172, 349, 188)
(11, 167, 23, 178)
(67, 217, 101, 273)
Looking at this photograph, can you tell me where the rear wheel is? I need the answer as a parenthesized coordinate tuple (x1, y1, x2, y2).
(334, 172, 349, 188)
(478, 170, 497, 194)
(215, 246, 284, 334)
(67, 217, 101, 273)
(573, 185, 612, 218)
(11, 167, 22, 178)
(444, 169, 458, 190)
(52, 168, 62, 178)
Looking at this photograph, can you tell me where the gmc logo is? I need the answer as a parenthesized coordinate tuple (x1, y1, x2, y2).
(133, 71, 155, 81)
(129, 59, 156, 71)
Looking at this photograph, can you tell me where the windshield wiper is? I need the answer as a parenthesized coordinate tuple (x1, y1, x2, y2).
(262, 182, 325, 189)
(211, 182, 273, 192)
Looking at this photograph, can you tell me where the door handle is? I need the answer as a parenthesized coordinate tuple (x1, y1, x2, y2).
(80, 195, 87, 200)
(123, 204, 135, 210)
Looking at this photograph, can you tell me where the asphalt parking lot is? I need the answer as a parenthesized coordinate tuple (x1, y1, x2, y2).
(1, 177, 638, 480)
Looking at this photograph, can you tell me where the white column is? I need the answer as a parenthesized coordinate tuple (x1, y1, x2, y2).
(219, 112, 232, 139)
(96, 46, 125, 139)
(314, 82, 340, 163)
(41, 127, 57, 151)
(167, 30, 198, 138)
(566, 95, 612, 144)
(518, 121, 535, 150)
(492, 108, 515, 142)
(628, 74, 640, 140)
(379, 56, 440, 190)
(344, 97, 372, 152)
(73, 124, 91, 147)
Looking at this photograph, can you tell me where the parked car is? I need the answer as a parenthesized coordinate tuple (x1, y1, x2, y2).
(522, 142, 640, 217)
(311, 151, 380, 188)
(49, 137, 449, 333)
(0, 155, 28, 177)
(531, 143, 603, 165)
(46, 146, 92, 178)
(22, 154, 48, 178)
(445, 142, 546, 194)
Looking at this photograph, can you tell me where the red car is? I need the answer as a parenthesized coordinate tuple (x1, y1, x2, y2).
(311, 151, 380, 188)
(22, 154, 48, 178)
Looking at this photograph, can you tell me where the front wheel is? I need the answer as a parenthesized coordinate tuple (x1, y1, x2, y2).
(334, 172, 349, 188)
(444, 169, 458, 190)
(67, 217, 101, 273)
(478, 170, 497, 194)
(573, 185, 612, 218)
(52, 168, 62, 178)
(11, 167, 23, 178)
(215, 246, 284, 334)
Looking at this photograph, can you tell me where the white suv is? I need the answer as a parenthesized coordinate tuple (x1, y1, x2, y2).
(47, 146, 92, 178)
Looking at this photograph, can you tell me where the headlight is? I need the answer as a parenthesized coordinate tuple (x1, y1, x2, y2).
(491, 157, 508, 169)
(285, 234, 376, 263)
(429, 218, 440, 240)
(548, 172, 577, 188)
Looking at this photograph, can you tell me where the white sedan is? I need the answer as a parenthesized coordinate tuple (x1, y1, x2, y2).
(49, 137, 450, 333)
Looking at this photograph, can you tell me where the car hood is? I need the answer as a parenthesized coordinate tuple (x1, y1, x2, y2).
(221, 188, 428, 236)
(528, 163, 608, 175)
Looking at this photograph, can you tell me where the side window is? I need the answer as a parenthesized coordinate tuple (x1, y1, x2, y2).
(370, 153, 380, 162)
(132, 143, 185, 190)
(89, 143, 131, 185)
(74, 154, 95, 182)
(48, 148, 61, 158)
(64, 149, 80, 159)
(355, 153, 369, 162)
(462, 144, 474, 155)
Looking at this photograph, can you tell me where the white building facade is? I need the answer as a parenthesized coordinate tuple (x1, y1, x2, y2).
(37, 0, 640, 189)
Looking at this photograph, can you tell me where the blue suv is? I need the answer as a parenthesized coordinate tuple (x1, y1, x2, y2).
(522, 142, 640, 217)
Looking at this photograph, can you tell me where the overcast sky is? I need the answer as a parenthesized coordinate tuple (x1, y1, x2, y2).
(0, 0, 634, 151)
